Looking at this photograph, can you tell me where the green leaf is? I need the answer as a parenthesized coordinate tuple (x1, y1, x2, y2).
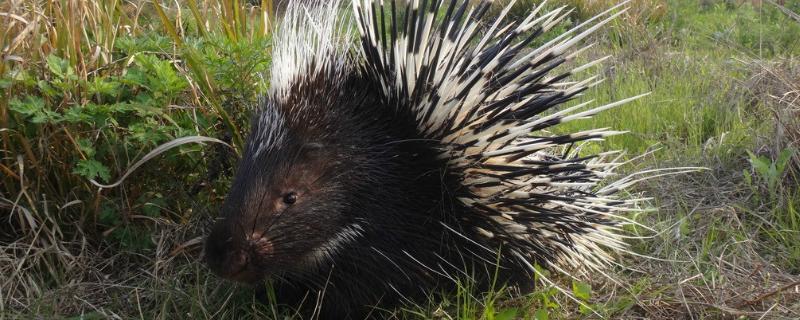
(128, 118, 172, 145)
(579, 303, 593, 315)
(98, 204, 120, 226)
(76, 138, 96, 158)
(572, 280, 591, 301)
(742, 169, 752, 187)
(62, 107, 95, 125)
(9, 96, 44, 116)
(36, 79, 59, 98)
(129, 97, 164, 116)
(74, 159, 111, 183)
(110, 225, 154, 250)
(132, 54, 188, 101)
(45, 54, 70, 79)
(776, 147, 795, 176)
(141, 195, 167, 218)
(87, 77, 121, 97)
(532, 263, 549, 282)
(747, 151, 771, 178)
(123, 67, 149, 87)
(9, 96, 61, 123)
(494, 308, 518, 320)
(533, 309, 549, 320)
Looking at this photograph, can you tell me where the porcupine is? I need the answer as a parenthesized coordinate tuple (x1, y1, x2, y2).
(204, 0, 651, 317)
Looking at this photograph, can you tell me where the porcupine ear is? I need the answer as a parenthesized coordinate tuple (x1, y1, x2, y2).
(351, 0, 680, 280)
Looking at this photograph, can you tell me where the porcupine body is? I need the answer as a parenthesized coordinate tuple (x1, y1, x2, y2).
(205, 0, 647, 318)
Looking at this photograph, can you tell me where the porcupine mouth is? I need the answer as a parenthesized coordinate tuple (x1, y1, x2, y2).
(208, 234, 281, 283)
(225, 261, 263, 283)
(235, 254, 270, 283)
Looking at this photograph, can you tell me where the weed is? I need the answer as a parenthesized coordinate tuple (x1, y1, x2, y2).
(744, 147, 795, 201)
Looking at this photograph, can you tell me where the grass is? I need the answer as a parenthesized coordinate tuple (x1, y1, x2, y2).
(2, 0, 799, 319)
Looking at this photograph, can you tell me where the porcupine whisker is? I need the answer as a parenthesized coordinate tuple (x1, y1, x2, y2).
(250, 193, 269, 237)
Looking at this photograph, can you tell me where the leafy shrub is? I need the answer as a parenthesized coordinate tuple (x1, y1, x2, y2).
(0, 0, 272, 310)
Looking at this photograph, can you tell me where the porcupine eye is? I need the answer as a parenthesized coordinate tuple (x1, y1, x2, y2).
(283, 192, 297, 205)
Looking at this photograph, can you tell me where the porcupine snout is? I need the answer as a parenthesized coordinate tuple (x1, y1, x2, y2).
(204, 220, 275, 283)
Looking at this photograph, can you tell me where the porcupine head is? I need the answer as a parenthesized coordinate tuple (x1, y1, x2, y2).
(205, 0, 650, 317)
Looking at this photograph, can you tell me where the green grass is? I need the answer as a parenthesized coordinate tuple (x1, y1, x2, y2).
(2, 0, 800, 319)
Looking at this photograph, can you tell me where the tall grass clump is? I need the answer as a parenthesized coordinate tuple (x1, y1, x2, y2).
(741, 52, 800, 273)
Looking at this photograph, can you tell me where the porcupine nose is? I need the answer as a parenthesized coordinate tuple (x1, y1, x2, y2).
(223, 248, 250, 279)
(205, 224, 275, 282)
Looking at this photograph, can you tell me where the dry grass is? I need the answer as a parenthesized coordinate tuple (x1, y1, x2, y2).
(743, 58, 800, 181)
(621, 161, 800, 319)
(556, 0, 668, 23)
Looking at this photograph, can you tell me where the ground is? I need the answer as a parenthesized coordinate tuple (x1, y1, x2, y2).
(1, 0, 799, 319)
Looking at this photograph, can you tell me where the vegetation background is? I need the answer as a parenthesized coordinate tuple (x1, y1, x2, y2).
(1, 0, 799, 318)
